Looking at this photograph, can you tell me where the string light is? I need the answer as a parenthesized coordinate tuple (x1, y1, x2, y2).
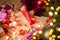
(57, 35, 60, 38)
(46, 2, 49, 6)
(49, 11, 53, 16)
(57, 28, 60, 31)
(49, 29, 53, 35)
(49, 37, 52, 40)
(53, 19, 56, 23)
(44, 0, 47, 3)
(52, 39, 55, 40)
(52, 35, 56, 38)
(38, 30, 43, 34)
(48, 0, 50, 2)
(56, 8, 59, 11)
(58, 6, 60, 9)
(56, 6, 60, 11)
(12, 21, 17, 26)
(33, 36, 36, 39)
(50, 6, 54, 10)
(54, 11, 58, 15)
(50, 22, 53, 26)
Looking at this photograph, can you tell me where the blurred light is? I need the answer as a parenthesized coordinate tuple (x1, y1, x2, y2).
(44, 31, 50, 38)
(38, 1, 42, 5)
(46, 2, 49, 6)
(49, 37, 52, 40)
(49, 29, 53, 35)
(12, 21, 17, 26)
(52, 35, 56, 38)
(58, 28, 60, 31)
(49, 12, 53, 16)
(38, 30, 43, 34)
(6, 36, 9, 40)
(50, 22, 53, 26)
(33, 36, 36, 39)
(33, 32, 37, 36)
(54, 11, 58, 15)
(52, 39, 55, 40)
(56, 8, 59, 11)
(58, 6, 60, 9)
(48, 0, 50, 2)
(57, 35, 60, 38)
(56, 6, 60, 11)
(37, 24, 41, 27)
(9, 23, 13, 26)
(44, 0, 47, 3)
(13, 32, 16, 35)
(53, 19, 56, 23)
(50, 6, 54, 10)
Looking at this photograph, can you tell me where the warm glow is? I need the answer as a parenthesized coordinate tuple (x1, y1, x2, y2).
(33, 36, 36, 39)
(52, 35, 56, 38)
(58, 28, 60, 31)
(53, 19, 56, 23)
(48, 0, 50, 2)
(13, 32, 16, 35)
(50, 22, 53, 26)
(12, 21, 17, 26)
(38, 30, 43, 34)
(57, 35, 60, 38)
(6, 36, 9, 40)
(49, 29, 53, 35)
(52, 39, 55, 40)
(33, 32, 37, 36)
(50, 6, 54, 10)
(49, 11, 53, 16)
(49, 37, 52, 40)
(58, 6, 60, 9)
(54, 11, 58, 15)
(56, 6, 60, 11)
(56, 8, 59, 11)
(46, 2, 49, 6)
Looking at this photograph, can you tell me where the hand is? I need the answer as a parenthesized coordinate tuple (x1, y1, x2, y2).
(29, 10, 35, 16)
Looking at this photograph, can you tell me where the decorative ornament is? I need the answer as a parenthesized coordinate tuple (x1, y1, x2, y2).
(20, 29, 25, 35)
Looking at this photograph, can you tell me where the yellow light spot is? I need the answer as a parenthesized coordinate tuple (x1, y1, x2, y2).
(56, 8, 59, 11)
(58, 28, 60, 31)
(52, 35, 56, 38)
(33, 36, 36, 39)
(50, 6, 54, 10)
(53, 19, 56, 23)
(58, 6, 60, 9)
(49, 11, 53, 16)
(49, 29, 53, 35)
(54, 11, 58, 15)
(57, 35, 60, 38)
(38, 30, 43, 34)
(48, 0, 50, 2)
(56, 6, 60, 11)
(52, 39, 55, 40)
(49, 37, 52, 40)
